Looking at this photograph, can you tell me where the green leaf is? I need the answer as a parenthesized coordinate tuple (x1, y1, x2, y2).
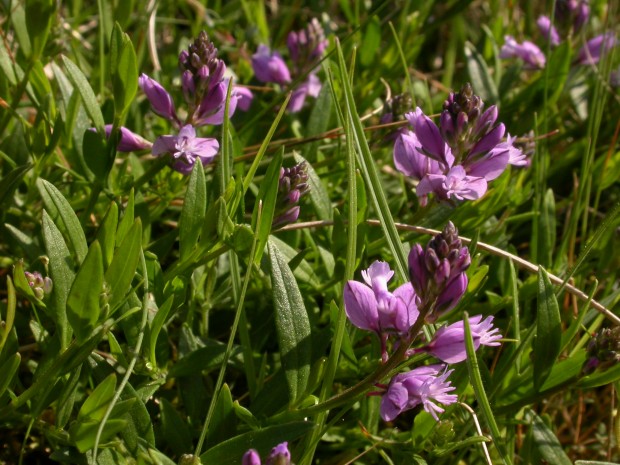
(180, 163, 206, 261)
(538, 189, 556, 268)
(78, 373, 117, 422)
(0, 276, 16, 354)
(38, 179, 88, 264)
(205, 384, 237, 446)
(67, 241, 103, 343)
(525, 410, 572, 465)
(105, 218, 142, 312)
(71, 419, 126, 453)
(56, 366, 82, 429)
(464, 41, 499, 103)
(534, 267, 562, 390)
(25, 0, 55, 60)
(199, 421, 315, 464)
(109, 23, 138, 118)
(267, 240, 311, 404)
(293, 153, 332, 221)
(0, 352, 20, 397)
(0, 163, 31, 207)
(577, 362, 620, 389)
(42, 210, 74, 349)
(159, 398, 193, 456)
(360, 17, 381, 66)
(61, 55, 105, 134)
(96, 201, 119, 269)
(251, 149, 283, 264)
(148, 296, 174, 368)
(116, 189, 135, 246)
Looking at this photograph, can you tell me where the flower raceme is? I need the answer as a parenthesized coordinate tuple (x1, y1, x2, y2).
(393, 84, 525, 205)
(242, 442, 291, 465)
(252, 19, 328, 112)
(379, 365, 457, 422)
(109, 31, 250, 174)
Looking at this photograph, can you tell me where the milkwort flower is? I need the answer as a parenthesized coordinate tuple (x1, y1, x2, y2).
(379, 365, 457, 421)
(273, 162, 310, 226)
(420, 315, 502, 364)
(111, 32, 250, 174)
(242, 442, 291, 465)
(252, 18, 328, 112)
(24, 271, 53, 300)
(393, 83, 525, 205)
(408, 222, 470, 320)
(344, 261, 419, 361)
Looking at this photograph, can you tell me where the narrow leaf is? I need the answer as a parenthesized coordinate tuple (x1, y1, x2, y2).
(67, 241, 103, 343)
(61, 55, 105, 134)
(534, 267, 562, 390)
(38, 179, 88, 264)
(105, 218, 142, 312)
(293, 152, 332, 221)
(268, 240, 311, 404)
(464, 42, 498, 103)
(179, 163, 206, 260)
(526, 410, 572, 465)
(96, 201, 119, 269)
(0, 353, 20, 397)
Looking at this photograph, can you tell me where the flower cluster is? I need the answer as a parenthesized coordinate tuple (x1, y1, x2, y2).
(393, 84, 525, 206)
(113, 32, 251, 174)
(501, 1, 617, 69)
(243, 442, 291, 465)
(344, 222, 502, 422)
(24, 271, 53, 300)
(583, 327, 620, 374)
(274, 162, 310, 226)
(252, 19, 328, 112)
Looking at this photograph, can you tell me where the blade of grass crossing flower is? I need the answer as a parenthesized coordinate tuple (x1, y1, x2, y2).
(464, 312, 512, 465)
(302, 98, 358, 465)
(251, 148, 283, 264)
(241, 93, 291, 195)
(195, 212, 261, 456)
(533, 268, 561, 391)
(335, 39, 408, 281)
(179, 163, 207, 261)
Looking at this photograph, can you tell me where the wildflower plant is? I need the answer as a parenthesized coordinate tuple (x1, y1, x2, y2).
(1, 1, 619, 465)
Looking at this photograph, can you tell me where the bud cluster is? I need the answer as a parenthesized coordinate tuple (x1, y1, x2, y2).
(583, 327, 620, 374)
(24, 271, 53, 300)
(408, 222, 470, 320)
(273, 162, 310, 226)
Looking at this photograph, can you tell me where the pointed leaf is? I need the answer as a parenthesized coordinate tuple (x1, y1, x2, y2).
(67, 241, 103, 342)
(267, 240, 311, 404)
(105, 218, 142, 312)
(294, 152, 332, 221)
(38, 179, 88, 264)
(179, 163, 206, 260)
(534, 268, 562, 390)
(526, 410, 572, 465)
(61, 55, 105, 134)
(96, 201, 119, 269)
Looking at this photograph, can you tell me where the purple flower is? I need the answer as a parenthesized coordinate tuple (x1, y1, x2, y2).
(288, 74, 322, 113)
(274, 162, 310, 226)
(152, 124, 219, 174)
(393, 130, 442, 181)
(344, 261, 419, 337)
(252, 45, 292, 85)
(104, 125, 153, 152)
(407, 222, 470, 319)
(417, 165, 488, 202)
(138, 74, 178, 123)
(234, 85, 254, 111)
(380, 365, 457, 421)
(242, 442, 291, 465)
(537, 16, 561, 46)
(424, 315, 502, 364)
(24, 271, 53, 300)
(577, 33, 618, 65)
(406, 109, 452, 167)
(500, 36, 546, 69)
(287, 18, 328, 67)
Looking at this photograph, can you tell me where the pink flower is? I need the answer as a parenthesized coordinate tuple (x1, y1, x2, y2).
(152, 124, 219, 174)
(252, 45, 292, 85)
(380, 365, 457, 421)
(500, 36, 546, 69)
